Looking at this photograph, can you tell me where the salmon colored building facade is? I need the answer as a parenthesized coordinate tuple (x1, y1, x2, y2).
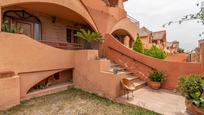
(0, 0, 203, 110)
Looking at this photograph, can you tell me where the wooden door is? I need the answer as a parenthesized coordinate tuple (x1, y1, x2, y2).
(16, 20, 33, 38)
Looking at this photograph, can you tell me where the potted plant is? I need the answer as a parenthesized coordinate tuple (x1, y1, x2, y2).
(178, 74, 204, 115)
(148, 70, 166, 90)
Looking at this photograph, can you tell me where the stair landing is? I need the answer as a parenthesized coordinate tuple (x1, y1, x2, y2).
(116, 87, 188, 115)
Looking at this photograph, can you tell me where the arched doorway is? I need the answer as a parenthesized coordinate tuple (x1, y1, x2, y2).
(111, 29, 134, 48)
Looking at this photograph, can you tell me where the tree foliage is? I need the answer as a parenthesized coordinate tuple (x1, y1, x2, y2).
(133, 34, 144, 53)
(177, 48, 185, 53)
(163, 1, 204, 36)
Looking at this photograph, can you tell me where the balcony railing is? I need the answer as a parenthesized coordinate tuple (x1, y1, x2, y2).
(40, 40, 84, 50)
(127, 15, 139, 24)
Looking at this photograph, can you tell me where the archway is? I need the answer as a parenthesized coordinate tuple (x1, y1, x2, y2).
(1, 1, 99, 49)
(111, 29, 134, 48)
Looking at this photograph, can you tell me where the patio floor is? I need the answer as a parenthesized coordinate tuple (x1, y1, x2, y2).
(116, 87, 190, 115)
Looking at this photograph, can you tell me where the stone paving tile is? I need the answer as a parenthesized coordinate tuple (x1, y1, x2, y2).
(117, 87, 190, 115)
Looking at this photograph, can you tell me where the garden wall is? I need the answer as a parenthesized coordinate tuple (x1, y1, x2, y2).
(104, 34, 202, 89)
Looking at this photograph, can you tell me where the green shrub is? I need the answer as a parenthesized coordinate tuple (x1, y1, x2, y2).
(144, 45, 167, 59)
(178, 75, 204, 100)
(178, 74, 204, 108)
(133, 34, 144, 53)
(148, 70, 166, 82)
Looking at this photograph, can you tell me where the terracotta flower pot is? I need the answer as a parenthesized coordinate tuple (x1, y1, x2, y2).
(148, 81, 161, 90)
(186, 100, 204, 115)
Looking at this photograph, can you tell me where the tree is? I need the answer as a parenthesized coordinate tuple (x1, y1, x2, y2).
(133, 34, 144, 53)
(163, 1, 204, 36)
(177, 48, 185, 53)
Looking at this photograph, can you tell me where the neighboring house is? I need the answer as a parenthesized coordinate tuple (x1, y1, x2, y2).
(139, 27, 166, 49)
(152, 31, 166, 49)
(166, 41, 179, 54)
(187, 47, 200, 63)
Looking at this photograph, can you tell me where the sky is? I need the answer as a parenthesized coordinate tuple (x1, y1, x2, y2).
(124, 0, 204, 51)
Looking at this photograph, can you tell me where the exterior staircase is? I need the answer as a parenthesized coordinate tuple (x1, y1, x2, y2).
(110, 62, 147, 91)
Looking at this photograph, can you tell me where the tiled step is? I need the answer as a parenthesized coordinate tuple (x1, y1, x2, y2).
(110, 64, 120, 67)
(126, 72, 134, 75)
(133, 80, 147, 90)
(126, 75, 139, 81)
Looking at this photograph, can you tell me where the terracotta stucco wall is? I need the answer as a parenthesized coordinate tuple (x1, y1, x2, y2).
(0, 32, 74, 73)
(81, 0, 127, 35)
(74, 50, 126, 98)
(0, 75, 20, 110)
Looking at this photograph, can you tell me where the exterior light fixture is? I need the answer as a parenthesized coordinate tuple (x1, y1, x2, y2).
(52, 16, 56, 23)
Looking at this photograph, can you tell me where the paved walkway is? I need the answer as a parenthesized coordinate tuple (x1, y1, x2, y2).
(116, 87, 189, 115)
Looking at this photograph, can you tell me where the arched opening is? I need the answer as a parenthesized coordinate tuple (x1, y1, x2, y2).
(2, 2, 98, 50)
(111, 29, 134, 48)
(27, 69, 73, 94)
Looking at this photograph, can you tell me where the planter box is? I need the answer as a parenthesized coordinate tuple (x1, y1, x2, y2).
(186, 100, 204, 115)
(148, 81, 161, 90)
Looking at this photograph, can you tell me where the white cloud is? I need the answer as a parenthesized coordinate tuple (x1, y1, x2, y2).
(124, 0, 204, 50)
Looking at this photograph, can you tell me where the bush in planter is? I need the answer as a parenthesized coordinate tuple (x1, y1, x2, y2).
(148, 70, 166, 89)
(178, 74, 204, 112)
(178, 75, 204, 100)
(148, 70, 166, 82)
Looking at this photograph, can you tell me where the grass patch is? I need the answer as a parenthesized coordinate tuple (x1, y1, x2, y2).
(1, 88, 158, 115)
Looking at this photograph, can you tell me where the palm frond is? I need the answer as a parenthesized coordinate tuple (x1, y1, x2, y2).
(75, 29, 101, 42)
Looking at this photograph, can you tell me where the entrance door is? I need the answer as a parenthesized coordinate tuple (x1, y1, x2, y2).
(16, 20, 34, 38)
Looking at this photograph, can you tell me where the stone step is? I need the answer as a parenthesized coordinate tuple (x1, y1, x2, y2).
(110, 64, 121, 67)
(133, 80, 147, 90)
(126, 72, 134, 75)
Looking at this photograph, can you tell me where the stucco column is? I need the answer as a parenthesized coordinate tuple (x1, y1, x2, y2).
(199, 39, 204, 72)
(123, 36, 130, 47)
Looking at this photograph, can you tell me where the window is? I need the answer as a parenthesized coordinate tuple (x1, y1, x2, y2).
(3, 10, 42, 40)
